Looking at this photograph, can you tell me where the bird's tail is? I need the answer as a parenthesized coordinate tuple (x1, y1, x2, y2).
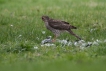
(67, 30, 81, 40)
(70, 25, 77, 29)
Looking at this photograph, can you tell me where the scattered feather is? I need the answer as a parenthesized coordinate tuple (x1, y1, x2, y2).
(41, 43, 55, 47)
(41, 36, 52, 44)
(34, 46, 38, 49)
(42, 31, 46, 34)
(41, 36, 105, 49)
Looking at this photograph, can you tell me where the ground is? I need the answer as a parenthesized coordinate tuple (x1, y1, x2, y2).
(0, 0, 106, 71)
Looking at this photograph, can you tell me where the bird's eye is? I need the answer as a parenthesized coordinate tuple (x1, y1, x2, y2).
(42, 17, 44, 19)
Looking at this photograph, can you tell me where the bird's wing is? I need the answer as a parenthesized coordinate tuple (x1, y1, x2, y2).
(48, 20, 70, 30)
(61, 21, 69, 24)
(61, 21, 77, 29)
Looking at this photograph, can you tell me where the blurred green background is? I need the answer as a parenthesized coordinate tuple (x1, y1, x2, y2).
(0, 0, 106, 71)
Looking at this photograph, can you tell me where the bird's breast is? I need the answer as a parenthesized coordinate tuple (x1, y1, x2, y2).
(45, 22, 49, 28)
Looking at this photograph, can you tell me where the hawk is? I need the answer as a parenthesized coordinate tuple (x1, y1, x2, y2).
(42, 16, 81, 42)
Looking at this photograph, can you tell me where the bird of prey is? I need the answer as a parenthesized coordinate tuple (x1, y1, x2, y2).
(42, 16, 81, 42)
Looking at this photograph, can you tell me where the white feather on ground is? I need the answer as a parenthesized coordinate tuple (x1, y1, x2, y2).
(41, 36, 105, 49)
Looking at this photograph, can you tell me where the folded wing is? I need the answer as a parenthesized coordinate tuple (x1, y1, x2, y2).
(49, 20, 76, 30)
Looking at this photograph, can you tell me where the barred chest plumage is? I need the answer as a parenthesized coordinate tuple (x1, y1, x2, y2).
(44, 21, 61, 36)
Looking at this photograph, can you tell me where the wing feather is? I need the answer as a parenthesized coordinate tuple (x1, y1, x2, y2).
(48, 20, 70, 30)
(61, 21, 69, 24)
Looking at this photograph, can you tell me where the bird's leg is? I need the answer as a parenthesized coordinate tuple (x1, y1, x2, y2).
(68, 30, 81, 40)
(52, 35, 57, 42)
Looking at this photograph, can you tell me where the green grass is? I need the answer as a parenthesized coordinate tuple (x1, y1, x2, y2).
(0, 0, 106, 71)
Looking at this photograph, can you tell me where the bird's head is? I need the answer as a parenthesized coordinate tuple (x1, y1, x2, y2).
(42, 16, 49, 22)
